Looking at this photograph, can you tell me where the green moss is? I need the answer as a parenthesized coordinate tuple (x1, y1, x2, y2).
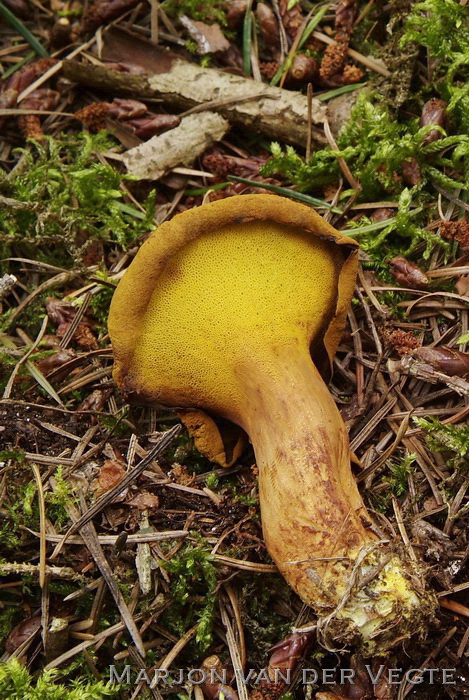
(414, 417, 469, 471)
(239, 574, 292, 663)
(384, 454, 415, 496)
(162, 0, 227, 25)
(0, 133, 156, 269)
(0, 658, 117, 699)
(160, 540, 217, 651)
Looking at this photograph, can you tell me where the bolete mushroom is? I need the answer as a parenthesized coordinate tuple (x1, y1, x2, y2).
(109, 194, 435, 652)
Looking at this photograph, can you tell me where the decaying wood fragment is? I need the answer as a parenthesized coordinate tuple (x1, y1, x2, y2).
(0, 273, 17, 301)
(389, 355, 469, 396)
(63, 56, 356, 147)
(123, 111, 229, 179)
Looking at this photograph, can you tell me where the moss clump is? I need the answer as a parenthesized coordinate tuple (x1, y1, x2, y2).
(0, 658, 116, 699)
(160, 540, 217, 651)
(0, 133, 156, 268)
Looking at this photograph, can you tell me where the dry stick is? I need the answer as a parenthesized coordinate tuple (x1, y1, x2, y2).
(3, 315, 49, 399)
(311, 30, 390, 76)
(323, 117, 359, 191)
(225, 583, 246, 671)
(220, 596, 249, 700)
(49, 424, 181, 559)
(60, 291, 92, 349)
(44, 615, 143, 670)
(53, 482, 145, 656)
(0, 561, 82, 579)
(31, 463, 47, 589)
(29, 529, 188, 545)
(398, 626, 458, 700)
(391, 496, 417, 562)
(8, 270, 80, 324)
(16, 36, 97, 102)
(457, 625, 469, 657)
(357, 411, 412, 484)
(306, 83, 313, 161)
(279, 6, 315, 89)
(213, 555, 277, 573)
(61, 58, 356, 148)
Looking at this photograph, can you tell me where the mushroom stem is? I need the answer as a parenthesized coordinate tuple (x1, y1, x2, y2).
(236, 342, 434, 652)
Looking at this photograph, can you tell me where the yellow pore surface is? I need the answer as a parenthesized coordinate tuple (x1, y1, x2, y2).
(128, 220, 341, 416)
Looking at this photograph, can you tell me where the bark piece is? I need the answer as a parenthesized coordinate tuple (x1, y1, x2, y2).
(122, 111, 229, 180)
(63, 55, 354, 147)
(179, 15, 230, 54)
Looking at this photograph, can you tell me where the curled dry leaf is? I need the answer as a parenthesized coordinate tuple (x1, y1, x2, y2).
(127, 491, 160, 510)
(36, 349, 75, 376)
(21, 88, 61, 111)
(217, 43, 244, 70)
(97, 459, 126, 493)
(46, 297, 75, 326)
(336, 0, 357, 36)
(127, 114, 180, 140)
(2, 58, 57, 96)
(6, 614, 42, 653)
(76, 388, 108, 413)
(179, 15, 230, 55)
(420, 98, 447, 145)
(414, 346, 469, 377)
(0, 58, 57, 131)
(107, 98, 148, 120)
(387, 255, 429, 289)
(76, 99, 179, 140)
(268, 631, 313, 676)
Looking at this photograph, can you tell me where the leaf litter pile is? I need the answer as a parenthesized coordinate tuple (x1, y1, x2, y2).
(0, 0, 468, 698)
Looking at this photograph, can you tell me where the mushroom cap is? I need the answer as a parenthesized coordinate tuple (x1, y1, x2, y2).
(109, 194, 358, 451)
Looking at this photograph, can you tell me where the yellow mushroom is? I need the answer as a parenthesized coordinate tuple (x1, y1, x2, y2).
(109, 194, 435, 652)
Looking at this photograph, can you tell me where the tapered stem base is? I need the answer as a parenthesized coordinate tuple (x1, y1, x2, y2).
(236, 343, 436, 652)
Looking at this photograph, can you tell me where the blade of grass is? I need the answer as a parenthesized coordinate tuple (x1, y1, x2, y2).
(271, 4, 329, 87)
(185, 182, 231, 196)
(298, 4, 329, 49)
(242, 0, 254, 76)
(343, 207, 423, 236)
(1, 50, 35, 80)
(0, 2, 49, 58)
(317, 82, 367, 101)
(25, 360, 64, 405)
(227, 175, 343, 213)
